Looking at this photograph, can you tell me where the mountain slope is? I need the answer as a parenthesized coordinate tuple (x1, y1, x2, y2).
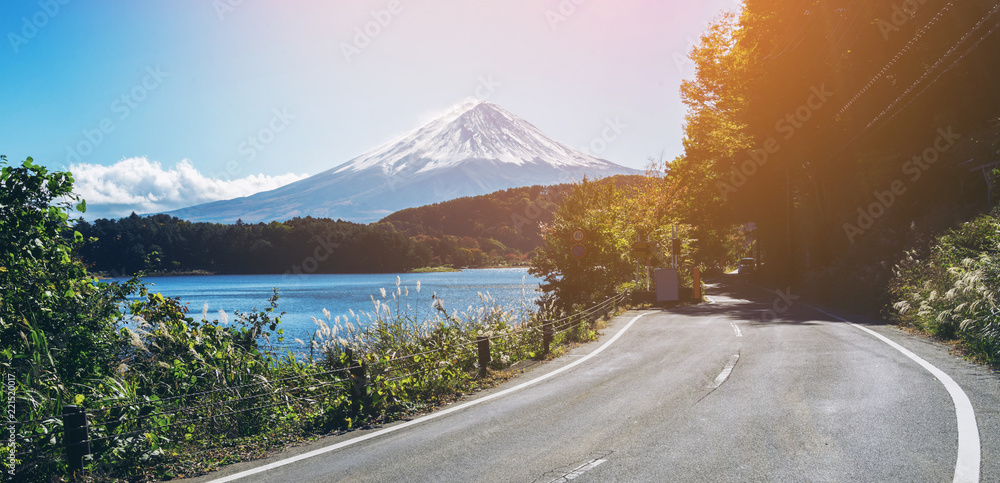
(166, 101, 639, 223)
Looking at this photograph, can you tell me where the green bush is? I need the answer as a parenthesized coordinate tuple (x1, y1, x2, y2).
(1, 157, 622, 481)
(1, 157, 141, 480)
(890, 212, 1000, 367)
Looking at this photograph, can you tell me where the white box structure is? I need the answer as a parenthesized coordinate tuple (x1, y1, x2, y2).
(655, 268, 679, 302)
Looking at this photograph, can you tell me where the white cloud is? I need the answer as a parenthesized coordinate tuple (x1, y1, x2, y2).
(68, 157, 308, 219)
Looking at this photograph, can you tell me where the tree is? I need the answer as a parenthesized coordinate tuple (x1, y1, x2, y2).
(530, 178, 634, 311)
(0, 157, 137, 402)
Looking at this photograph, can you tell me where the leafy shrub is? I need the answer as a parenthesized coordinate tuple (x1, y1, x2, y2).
(1, 158, 623, 481)
(890, 212, 1000, 366)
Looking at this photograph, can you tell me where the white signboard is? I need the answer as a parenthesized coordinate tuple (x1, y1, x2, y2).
(655, 268, 679, 302)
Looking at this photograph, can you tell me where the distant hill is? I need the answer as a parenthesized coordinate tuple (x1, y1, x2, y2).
(381, 174, 645, 266)
(77, 175, 646, 274)
(382, 184, 567, 255)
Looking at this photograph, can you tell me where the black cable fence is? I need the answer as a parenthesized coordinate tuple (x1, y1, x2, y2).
(5, 291, 630, 479)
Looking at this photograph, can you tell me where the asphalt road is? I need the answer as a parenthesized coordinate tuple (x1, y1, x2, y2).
(189, 277, 1000, 482)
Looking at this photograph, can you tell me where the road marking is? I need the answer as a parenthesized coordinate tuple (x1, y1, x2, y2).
(709, 354, 740, 389)
(208, 312, 654, 482)
(806, 305, 980, 483)
(549, 458, 607, 482)
(730, 321, 742, 337)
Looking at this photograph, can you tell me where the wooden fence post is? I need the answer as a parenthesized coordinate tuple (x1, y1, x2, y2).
(63, 404, 90, 475)
(344, 348, 367, 405)
(542, 322, 553, 357)
(476, 336, 490, 377)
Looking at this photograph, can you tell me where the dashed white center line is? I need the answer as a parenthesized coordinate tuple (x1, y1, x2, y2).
(549, 458, 607, 482)
(730, 321, 742, 337)
(709, 354, 740, 389)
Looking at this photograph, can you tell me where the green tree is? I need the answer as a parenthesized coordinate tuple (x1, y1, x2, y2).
(530, 178, 634, 311)
(0, 156, 136, 400)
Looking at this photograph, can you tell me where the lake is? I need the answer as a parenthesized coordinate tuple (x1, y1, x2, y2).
(128, 268, 543, 342)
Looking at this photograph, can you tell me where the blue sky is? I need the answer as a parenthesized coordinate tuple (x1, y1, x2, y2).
(1, 0, 741, 219)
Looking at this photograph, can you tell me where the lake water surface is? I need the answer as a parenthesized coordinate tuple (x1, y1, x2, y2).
(131, 268, 543, 341)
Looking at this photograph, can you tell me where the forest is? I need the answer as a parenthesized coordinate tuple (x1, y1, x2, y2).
(661, 0, 1000, 312)
(75, 215, 427, 275)
(73, 178, 643, 276)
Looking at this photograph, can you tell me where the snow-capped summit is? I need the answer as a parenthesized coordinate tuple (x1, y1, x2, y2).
(340, 101, 617, 175)
(166, 101, 639, 223)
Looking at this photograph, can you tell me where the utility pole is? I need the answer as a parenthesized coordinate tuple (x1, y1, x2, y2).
(786, 164, 792, 281)
(635, 232, 641, 288)
(672, 224, 678, 269)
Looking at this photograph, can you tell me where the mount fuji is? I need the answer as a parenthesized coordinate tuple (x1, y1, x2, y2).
(165, 101, 640, 223)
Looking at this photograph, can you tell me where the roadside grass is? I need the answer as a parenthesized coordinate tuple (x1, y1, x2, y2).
(148, 283, 625, 481)
(6, 278, 626, 482)
(889, 211, 1000, 370)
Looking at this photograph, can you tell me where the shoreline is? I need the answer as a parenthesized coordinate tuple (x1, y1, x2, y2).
(96, 266, 532, 279)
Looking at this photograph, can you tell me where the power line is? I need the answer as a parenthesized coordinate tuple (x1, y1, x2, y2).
(836, 1, 956, 119)
(805, 1, 999, 170)
(866, 2, 1000, 129)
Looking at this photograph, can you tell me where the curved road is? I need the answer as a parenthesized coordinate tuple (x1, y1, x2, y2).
(190, 278, 1000, 482)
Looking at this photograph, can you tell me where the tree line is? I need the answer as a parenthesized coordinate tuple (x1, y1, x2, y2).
(73, 183, 602, 275)
(75, 214, 427, 275)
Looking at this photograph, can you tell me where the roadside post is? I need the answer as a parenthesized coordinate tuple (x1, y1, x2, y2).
(477, 336, 490, 377)
(542, 322, 553, 356)
(63, 404, 91, 475)
(692, 267, 701, 300)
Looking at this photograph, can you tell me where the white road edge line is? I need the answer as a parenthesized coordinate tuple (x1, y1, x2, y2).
(807, 305, 981, 483)
(208, 311, 654, 482)
(730, 321, 742, 337)
(710, 354, 740, 389)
